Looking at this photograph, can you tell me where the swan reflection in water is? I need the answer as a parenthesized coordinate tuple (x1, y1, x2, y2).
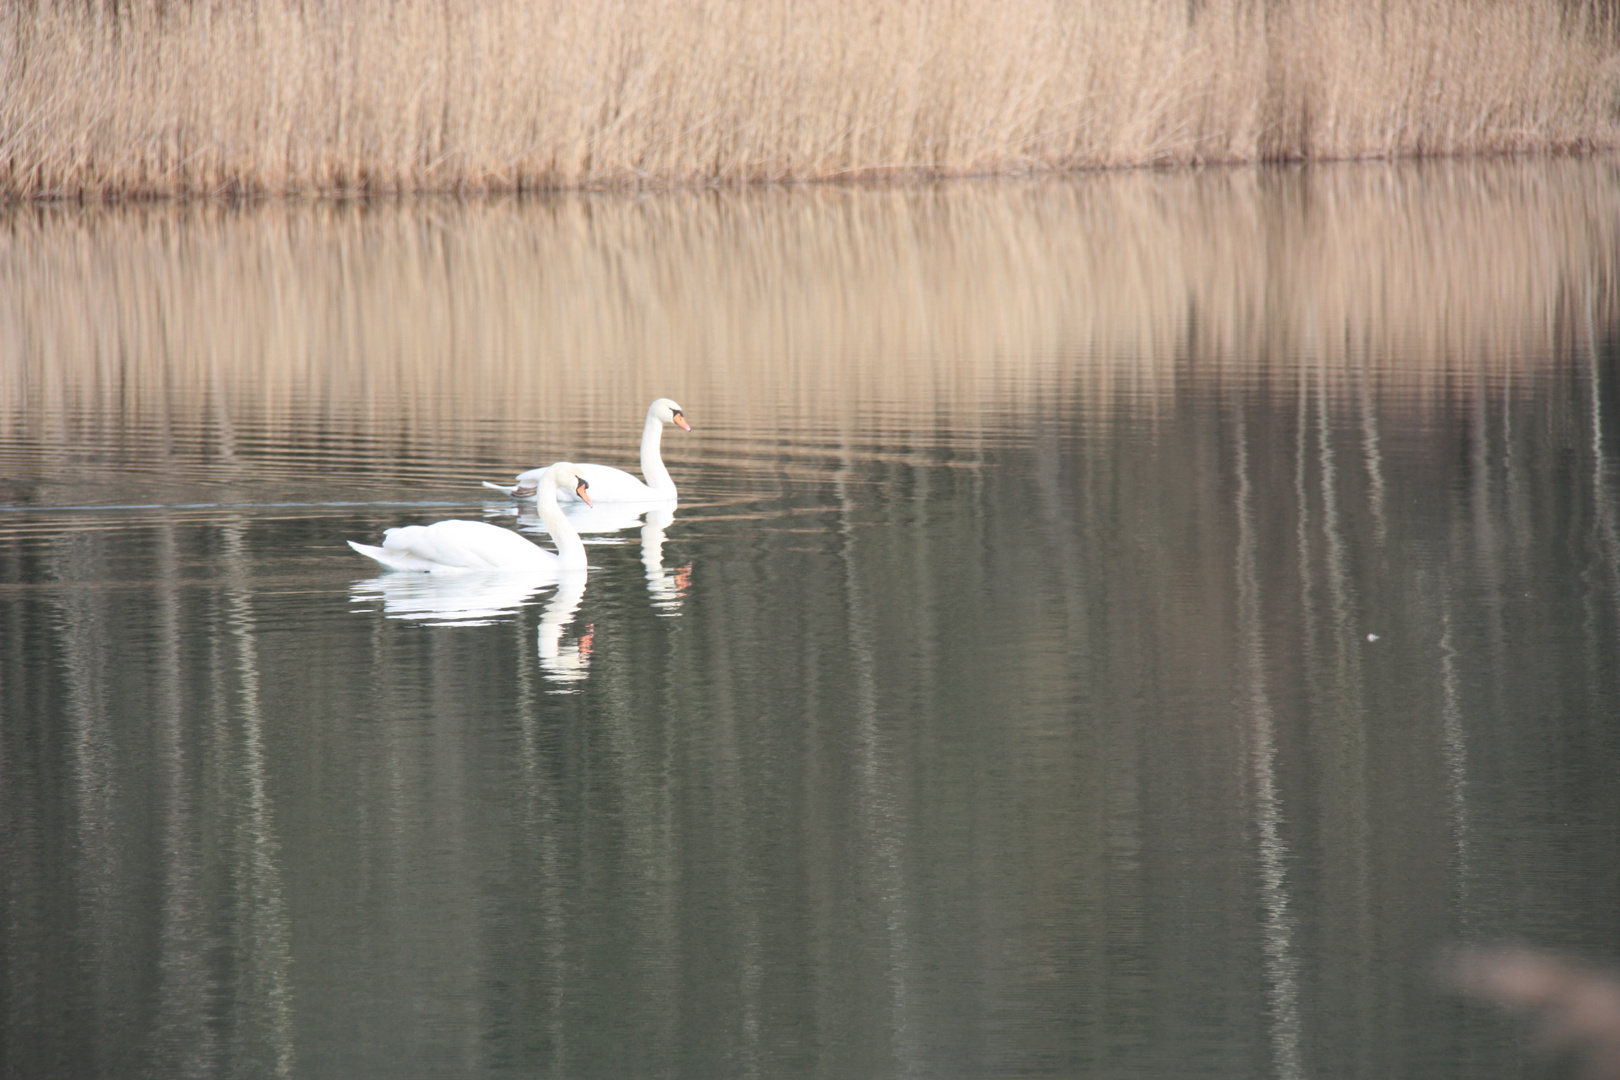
(349, 569, 554, 627)
(640, 506, 691, 615)
(508, 501, 691, 615)
(506, 495, 670, 536)
(349, 569, 595, 689)
(536, 570, 591, 686)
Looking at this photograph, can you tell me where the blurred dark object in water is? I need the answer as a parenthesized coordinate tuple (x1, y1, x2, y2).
(1449, 946, 1620, 1080)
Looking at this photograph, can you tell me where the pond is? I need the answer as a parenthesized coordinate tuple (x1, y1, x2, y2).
(4, 159, 1620, 1079)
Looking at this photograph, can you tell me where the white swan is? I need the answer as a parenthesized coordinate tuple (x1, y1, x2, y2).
(350, 462, 592, 574)
(483, 398, 691, 504)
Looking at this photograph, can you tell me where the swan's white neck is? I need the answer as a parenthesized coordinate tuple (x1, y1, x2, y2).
(536, 474, 589, 570)
(639, 409, 676, 496)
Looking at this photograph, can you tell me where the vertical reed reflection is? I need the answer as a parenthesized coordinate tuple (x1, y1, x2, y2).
(496, 587, 578, 1077)
(54, 538, 124, 1076)
(151, 520, 214, 1075)
(27, 518, 297, 1076)
(1438, 609, 1471, 927)
(1353, 355, 1389, 548)
(1233, 396, 1303, 1080)
(836, 448, 914, 1077)
(1314, 350, 1375, 1077)
(1585, 291, 1620, 682)
(220, 521, 296, 1077)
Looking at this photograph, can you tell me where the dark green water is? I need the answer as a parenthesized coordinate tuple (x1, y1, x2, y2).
(3, 162, 1620, 1079)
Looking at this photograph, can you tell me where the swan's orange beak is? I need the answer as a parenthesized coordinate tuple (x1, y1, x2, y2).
(575, 478, 593, 507)
(672, 410, 691, 431)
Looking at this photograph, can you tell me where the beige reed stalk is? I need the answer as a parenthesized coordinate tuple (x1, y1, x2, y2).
(2, 0, 1618, 198)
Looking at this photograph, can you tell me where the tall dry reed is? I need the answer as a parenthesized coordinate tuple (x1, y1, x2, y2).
(2, 0, 1617, 199)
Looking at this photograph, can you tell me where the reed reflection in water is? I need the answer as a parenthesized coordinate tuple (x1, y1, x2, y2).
(2, 159, 1620, 1079)
(4, 159, 1615, 505)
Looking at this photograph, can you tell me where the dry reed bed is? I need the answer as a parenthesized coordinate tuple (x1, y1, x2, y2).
(3, 0, 1618, 198)
(2, 160, 1616, 461)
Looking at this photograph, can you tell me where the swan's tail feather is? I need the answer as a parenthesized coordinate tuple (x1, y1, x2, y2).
(349, 539, 390, 564)
(482, 479, 538, 499)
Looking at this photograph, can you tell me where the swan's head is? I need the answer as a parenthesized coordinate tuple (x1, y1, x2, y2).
(547, 462, 593, 507)
(650, 398, 691, 431)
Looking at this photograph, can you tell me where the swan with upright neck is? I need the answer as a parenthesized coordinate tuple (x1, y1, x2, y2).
(484, 398, 691, 504)
(350, 462, 592, 574)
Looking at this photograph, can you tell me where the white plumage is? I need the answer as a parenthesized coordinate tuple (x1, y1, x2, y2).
(350, 462, 592, 575)
(484, 398, 691, 504)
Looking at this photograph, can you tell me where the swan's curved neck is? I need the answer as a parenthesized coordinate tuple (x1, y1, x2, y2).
(537, 480, 589, 570)
(639, 411, 675, 495)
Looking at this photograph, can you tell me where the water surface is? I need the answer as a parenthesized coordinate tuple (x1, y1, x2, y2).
(4, 161, 1620, 1079)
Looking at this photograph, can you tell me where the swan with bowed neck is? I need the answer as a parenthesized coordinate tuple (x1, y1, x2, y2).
(484, 398, 691, 504)
(350, 463, 592, 574)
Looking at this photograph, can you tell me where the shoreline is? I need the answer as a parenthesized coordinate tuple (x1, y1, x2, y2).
(9, 144, 1620, 206)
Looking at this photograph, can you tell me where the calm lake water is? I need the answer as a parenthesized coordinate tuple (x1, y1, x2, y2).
(4, 160, 1620, 1080)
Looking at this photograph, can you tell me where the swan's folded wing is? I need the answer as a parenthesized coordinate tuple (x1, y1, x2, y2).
(371, 521, 551, 572)
(568, 462, 655, 502)
(348, 535, 453, 573)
